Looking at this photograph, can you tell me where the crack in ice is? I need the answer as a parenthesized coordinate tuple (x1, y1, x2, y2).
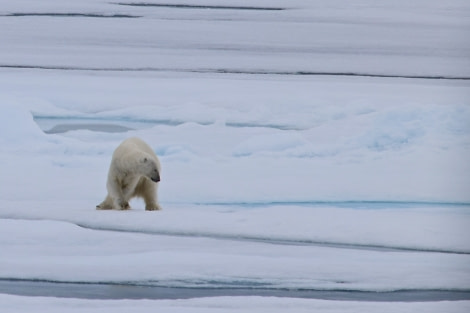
(2, 64, 469, 80)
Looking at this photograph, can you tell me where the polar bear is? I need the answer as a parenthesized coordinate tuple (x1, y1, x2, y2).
(96, 137, 162, 211)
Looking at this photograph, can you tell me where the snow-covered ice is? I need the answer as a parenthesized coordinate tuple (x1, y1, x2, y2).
(2, 294, 470, 313)
(1, 0, 469, 311)
(1, 217, 470, 292)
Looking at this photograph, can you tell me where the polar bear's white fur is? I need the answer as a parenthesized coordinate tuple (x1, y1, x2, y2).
(96, 137, 162, 211)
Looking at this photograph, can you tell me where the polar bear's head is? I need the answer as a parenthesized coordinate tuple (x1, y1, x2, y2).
(140, 156, 160, 182)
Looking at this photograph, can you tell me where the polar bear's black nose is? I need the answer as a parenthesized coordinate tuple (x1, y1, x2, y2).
(151, 173, 160, 183)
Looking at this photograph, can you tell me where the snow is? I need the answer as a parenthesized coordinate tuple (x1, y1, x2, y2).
(1, 294, 470, 313)
(1, 74, 469, 203)
(1, 217, 469, 292)
(1, 0, 470, 311)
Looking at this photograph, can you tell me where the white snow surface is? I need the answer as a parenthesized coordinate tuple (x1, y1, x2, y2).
(1, 0, 470, 311)
(1, 294, 470, 313)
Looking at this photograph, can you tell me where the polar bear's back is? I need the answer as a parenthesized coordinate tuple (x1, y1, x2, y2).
(112, 137, 160, 171)
(119, 137, 155, 156)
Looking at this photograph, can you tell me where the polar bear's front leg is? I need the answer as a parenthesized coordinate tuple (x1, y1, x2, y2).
(138, 178, 162, 211)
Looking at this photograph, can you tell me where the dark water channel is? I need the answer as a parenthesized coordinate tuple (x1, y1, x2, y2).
(0, 280, 469, 302)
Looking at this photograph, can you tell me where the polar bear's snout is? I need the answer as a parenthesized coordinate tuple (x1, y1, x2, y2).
(151, 172, 160, 183)
(150, 168, 160, 183)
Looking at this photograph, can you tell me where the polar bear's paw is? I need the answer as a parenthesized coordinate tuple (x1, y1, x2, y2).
(96, 201, 113, 210)
(117, 201, 131, 210)
(145, 203, 162, 211)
